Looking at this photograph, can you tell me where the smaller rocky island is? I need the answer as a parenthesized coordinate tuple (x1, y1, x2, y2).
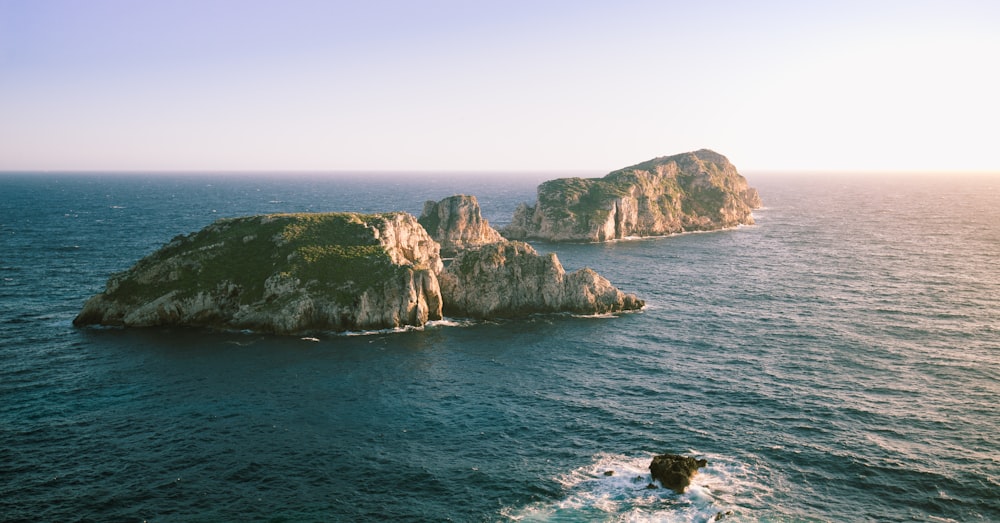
(504, 149, 761, 242)
(75, 196, 643, 335)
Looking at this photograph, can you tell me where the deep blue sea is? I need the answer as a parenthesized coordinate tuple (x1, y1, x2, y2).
(1, 171, 998, 522)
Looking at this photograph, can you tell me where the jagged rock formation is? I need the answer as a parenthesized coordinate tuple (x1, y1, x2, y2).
(418, 195, 504, 257)
(439, 241, 643, 318)
(75, 201, 644, 335)
(504, 149, 761, 242)
(416, 195, 644, 318)
(73, 212, 444, 334)
(649, 453, 708, 494)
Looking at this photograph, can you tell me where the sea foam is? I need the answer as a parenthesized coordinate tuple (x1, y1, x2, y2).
(504, 452, 770, 522)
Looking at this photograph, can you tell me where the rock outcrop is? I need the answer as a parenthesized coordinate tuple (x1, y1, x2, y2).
(439, 241, 644, 318)
(648, 453, 708, 494)
(75, 200, 644, 335)
(73, 212, 444, 334)
(418, 195, 504, 257)
(504, 149, 761, 242)
(416, 195, 644, 318)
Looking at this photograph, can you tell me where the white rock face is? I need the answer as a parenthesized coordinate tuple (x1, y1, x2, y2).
(375, 212, 445, 273)
(418, 194, 644, 319)
(439, 241, 643, 318)
(504, 149, 762, 242)
(419, 195, 505, 256)
(75, 200, 645, 336)
(74, 212, 445, 334)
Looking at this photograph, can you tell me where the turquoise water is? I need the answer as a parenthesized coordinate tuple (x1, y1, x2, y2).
(1, 172, 997, 521)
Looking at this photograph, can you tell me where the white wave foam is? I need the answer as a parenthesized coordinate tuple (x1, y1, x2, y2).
(504, 452, 770, 522)
(338, 317, 476, 336)
(426, 317, 476, 328)
(569, 312, 620, 319)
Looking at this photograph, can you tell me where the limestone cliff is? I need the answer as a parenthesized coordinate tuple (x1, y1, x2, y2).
(76, 197, 646, 335)
(417, 195, 643, 318)
(439, 241, 644, 318)
(504, 149, 761, 242)
(418, 195, 504, 257)
(73, 212, 444, 334)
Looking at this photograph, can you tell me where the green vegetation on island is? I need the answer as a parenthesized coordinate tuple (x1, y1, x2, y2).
(504, 149, 761, 242)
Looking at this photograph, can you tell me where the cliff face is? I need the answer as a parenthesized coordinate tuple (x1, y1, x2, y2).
(504, 149, 761, 242)
(439, 241, 644, 318)
(418, 195, 504, 257)
(418, 195, 643, 318)
(73, 212, 443, 334)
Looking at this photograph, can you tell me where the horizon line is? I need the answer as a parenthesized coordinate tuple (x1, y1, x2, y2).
(2, 167, 999, 176)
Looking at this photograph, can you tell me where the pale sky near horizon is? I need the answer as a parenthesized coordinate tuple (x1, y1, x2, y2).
(1, 0, 998, 173)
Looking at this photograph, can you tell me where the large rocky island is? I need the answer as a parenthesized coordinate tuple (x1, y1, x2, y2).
(74, 212, 446, 334)
(75, 197, 643, 335)
(504, 149, 761, 242)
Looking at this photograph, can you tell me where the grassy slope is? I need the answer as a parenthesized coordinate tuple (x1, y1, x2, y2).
(106, 213, 402, 307)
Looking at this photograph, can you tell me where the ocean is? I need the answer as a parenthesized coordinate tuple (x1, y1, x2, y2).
(1, 171, 997, 522)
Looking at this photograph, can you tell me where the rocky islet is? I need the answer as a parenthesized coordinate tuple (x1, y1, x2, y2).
(504, 149, 760, 242)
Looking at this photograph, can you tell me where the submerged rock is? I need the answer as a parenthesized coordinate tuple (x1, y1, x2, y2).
(73, 212, 443, 334)
(504, 149, 761, 242)
(648, 453, 708, 494)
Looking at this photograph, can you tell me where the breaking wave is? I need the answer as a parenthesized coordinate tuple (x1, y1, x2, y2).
(504, 453, 774, 522)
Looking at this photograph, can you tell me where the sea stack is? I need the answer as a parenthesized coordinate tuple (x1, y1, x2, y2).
(418, 194, 505, 257)
(504, 149, 761, 242)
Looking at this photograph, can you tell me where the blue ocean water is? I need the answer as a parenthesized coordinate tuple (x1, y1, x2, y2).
(1, 172, 998, 522)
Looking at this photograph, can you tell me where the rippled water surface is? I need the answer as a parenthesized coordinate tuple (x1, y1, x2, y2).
(1, 172, 998, 522)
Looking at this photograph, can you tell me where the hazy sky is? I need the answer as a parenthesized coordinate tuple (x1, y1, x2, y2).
(1, 0, 998, 173)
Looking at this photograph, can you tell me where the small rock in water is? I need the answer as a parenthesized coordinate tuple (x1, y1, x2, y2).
(648, 453, 708, 494)
(603, 470, 614, 476)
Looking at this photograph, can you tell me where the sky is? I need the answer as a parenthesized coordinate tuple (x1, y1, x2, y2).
(1, 0, 998, 173)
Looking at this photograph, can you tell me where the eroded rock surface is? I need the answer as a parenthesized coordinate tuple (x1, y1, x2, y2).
(76, 203, 644, 335)
(418, 194, 504, 256)
(504, 149, 761, 242)
(73, 212, 443, 334)
(648, 453, 708, 494)
(439, 241, 643, 318)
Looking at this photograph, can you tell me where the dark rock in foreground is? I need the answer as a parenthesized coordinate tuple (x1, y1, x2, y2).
(649, 453, 708, 494)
